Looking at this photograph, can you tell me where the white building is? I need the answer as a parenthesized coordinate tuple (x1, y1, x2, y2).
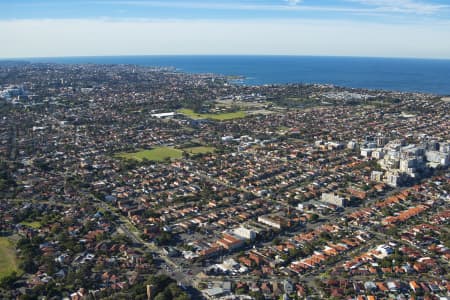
(426, 150, 450, 167)
(151, 112, 176, 119)
(360, 149, 372, 158)
(371, 171, 383, 182)
(375, 244, 394, 259)
(347, 141, 357, 150)
(233, 227, 257, 240)
(257, 215, 288, 229)
(372, 150, 384, 159)
(320, 192, 347, 207)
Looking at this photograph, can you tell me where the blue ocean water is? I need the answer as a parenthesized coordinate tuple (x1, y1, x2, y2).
(26, 55, 450, 95)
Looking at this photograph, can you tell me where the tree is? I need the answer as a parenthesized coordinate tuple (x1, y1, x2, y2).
(154, 289, 171, 300)
(138, 275, 190, 300)
(249, 291, 265, 300)
(310, 213, 319, 222)
(20, 257, 38, 273)
(0, 271, 19, 289)
(182, 151, 190, 160)
(147, 274, 174, 295)
(174, 294, 190, 300)
(155, 232, 174, 246)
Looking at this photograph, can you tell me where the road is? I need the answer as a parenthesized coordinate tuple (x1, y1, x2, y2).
(90, 195, 182, 268)
(87, 177, 408, 290)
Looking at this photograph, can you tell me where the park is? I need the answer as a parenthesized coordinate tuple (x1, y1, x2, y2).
(116, 146, 215, 162)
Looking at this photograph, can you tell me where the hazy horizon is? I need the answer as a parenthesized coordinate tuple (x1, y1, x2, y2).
(1, 1, 450, 59)
(3, 54, 450, 62)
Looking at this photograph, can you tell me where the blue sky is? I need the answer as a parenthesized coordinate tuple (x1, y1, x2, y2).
(1, 0, 450, 58)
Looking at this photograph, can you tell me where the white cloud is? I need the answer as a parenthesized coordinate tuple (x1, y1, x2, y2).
(89, 0, 444, 15)
(0, 18, 449, 59)
(93, 1, 345, 12)
(348, 0, 449, 14)
(285, 0, 302, 5)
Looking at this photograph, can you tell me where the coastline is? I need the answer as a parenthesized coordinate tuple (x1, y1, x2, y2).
(2, 55, 450, 95)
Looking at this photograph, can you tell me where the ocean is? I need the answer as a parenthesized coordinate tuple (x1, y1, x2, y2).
(25, 55, 450, 95)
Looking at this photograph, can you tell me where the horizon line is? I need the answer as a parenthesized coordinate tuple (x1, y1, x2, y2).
(2, 53, 450, 61)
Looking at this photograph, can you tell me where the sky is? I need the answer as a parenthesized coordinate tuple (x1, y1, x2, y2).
(0, 0, 450, 59)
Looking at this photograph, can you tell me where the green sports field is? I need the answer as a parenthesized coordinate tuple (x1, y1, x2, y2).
(0, 237, 19, 280)
(20, 221, 42, 229)
(182, 146, 216, 155)
(115, 147, 183, 162)
(178, 109, 246, 121)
